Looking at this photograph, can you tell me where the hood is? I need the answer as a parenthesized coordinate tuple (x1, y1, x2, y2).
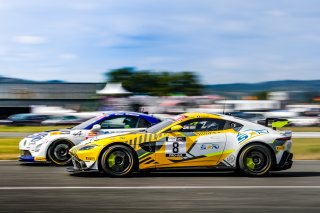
(26, 128, 71, 139)
(26, 132, 49, 139)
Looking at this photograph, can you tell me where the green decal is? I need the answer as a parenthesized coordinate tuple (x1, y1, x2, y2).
(272, 121, 289, 128)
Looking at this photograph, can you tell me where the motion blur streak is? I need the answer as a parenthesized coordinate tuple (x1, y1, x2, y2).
(1, 186, 320, 190)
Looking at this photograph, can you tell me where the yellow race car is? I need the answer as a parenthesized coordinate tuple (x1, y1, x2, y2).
(68, 112, 293, 177)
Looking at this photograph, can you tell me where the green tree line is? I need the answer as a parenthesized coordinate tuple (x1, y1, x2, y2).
(105, 67, 203, 96)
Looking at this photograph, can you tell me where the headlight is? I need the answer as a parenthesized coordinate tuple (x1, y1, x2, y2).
(34, 144, 43, 152)
(79, 145, 97, 151)
(33, 139, 48, 152)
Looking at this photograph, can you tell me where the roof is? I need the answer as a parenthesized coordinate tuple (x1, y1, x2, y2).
(96, 83, 132, 95)
(180, 112, 223, 120)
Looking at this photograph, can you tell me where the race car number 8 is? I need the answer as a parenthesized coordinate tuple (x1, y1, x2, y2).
(166, 137, 186, 157)
(172, 142, 179, 153)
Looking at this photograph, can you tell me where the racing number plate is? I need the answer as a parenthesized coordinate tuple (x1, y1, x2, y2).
(165, 136, 186, 157)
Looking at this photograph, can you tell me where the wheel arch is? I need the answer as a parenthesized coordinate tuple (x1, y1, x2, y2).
(97, 142, 139, 172)
(236, 141, 276, 170)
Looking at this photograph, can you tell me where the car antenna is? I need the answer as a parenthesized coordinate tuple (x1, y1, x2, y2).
(222, 98, 226, 114)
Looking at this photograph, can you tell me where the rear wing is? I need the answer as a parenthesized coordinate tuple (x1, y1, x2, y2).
(264, 118, 289, 130)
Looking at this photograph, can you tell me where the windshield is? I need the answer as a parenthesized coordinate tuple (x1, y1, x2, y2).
(72, 116, 99, 130)
(146, 118, 175, 133)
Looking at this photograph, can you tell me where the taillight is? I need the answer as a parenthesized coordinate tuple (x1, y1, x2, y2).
(277, 137, 291, 141)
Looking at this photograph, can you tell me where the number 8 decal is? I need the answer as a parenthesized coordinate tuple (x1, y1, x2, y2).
(165, 137, 186, 157)
(172, 142, 179, 153)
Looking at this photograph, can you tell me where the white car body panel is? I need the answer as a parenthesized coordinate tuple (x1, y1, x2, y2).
(19, 128, 146, 162)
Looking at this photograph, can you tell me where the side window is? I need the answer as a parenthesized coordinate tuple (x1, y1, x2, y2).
(136, 118, 151, 128)
(224, 120, 243, 131)
(99, 116, 139, 129)
(181, 119, 226, 132)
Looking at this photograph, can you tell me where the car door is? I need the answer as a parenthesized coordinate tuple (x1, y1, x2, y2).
(155, 118, 227, 168)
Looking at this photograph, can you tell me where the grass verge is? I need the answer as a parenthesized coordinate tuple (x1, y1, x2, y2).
(280, 127, 320, 132)
(292, 138, 320, 160)
(0, 138, 21, 160)
(0, 125, 72, 133)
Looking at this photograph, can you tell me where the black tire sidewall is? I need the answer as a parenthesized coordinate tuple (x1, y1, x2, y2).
(100, 145, 135, 177)
(48, 140, 73, 166)
(238, 144, 272, 176)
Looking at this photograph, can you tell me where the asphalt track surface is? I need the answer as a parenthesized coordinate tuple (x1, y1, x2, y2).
(0, 161, 320, 213)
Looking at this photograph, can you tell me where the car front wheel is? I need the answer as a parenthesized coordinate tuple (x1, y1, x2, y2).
(100, 145, 135, 177)
(47, 140, 73, 166)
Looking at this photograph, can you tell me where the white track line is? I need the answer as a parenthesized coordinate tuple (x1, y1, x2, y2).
(0, 186, 320, 190)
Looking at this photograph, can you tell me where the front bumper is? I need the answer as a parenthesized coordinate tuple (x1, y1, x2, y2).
(273, 151, 293, 171)
(19, 150, 35, 162)
(67, 155, 98, 173)
(19, 150, 48, 163)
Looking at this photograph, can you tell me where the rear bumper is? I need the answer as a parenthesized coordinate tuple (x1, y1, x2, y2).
(273, 151, 293, 171)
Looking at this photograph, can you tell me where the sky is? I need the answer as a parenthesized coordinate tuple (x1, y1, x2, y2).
(0, 0, 319, 84)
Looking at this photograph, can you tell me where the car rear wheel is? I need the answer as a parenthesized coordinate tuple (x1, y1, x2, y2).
(238, 144, 273, 176)
(100, 145, 135, 177)
(47, 140, 73, 166)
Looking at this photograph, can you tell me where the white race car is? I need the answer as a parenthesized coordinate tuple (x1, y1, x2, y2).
(19, 112, 160, 165)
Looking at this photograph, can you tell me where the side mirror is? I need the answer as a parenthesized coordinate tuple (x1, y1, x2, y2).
(91, 124, 101, 132)
(170, 125, 183, 132)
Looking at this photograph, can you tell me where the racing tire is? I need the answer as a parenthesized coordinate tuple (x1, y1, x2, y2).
(238, 144, 273, 176)
(47, 140, 73, 166)
(100, 145, 136, 177)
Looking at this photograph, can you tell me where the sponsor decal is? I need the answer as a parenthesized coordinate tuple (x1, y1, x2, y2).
(27, 132, 48, 138)
(276, 146, 285, 151)
(173, 115, 187, 121)
(85, 132, 97, 140)
(50, 131, 60, 136)
(200, 143, 219, 150)
(96, 115, 106, 120)
(237, 129, 268, 143)
(73, 131, 82, 136)
(226, 154, 235, 163)
(85, 157, 95, 161)
(87, 132, 97, 137)
(31, 134, 46, 142)
(34, 157, 46, 161)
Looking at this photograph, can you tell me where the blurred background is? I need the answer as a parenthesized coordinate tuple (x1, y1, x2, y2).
(0, 0, 319, 159)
